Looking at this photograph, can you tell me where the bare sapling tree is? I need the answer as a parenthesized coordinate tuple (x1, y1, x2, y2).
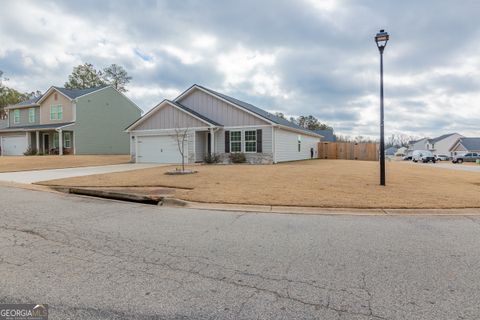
(174, 125, 189, 172)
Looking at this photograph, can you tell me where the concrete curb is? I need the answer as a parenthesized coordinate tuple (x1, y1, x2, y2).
(162, 199, 480, 216)
(68, 188, 161, 204)
(4, 182, 479, 216)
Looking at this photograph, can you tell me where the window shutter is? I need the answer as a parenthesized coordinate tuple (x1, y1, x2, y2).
(256, 129, 262, 153)
(225, 130, 230, 153)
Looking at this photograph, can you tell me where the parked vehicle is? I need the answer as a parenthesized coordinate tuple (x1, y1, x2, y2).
(403, 155, 412, 161)
(452, 153, 480, 163)
(412, 150, 436, 163)
(435, 154, 450, 161)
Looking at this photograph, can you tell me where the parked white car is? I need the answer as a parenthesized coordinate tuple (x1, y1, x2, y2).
(412, 150, 436, 163)
(435, 154, 450, 161)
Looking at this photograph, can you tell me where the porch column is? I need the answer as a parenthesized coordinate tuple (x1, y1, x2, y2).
(58, 130, 63, 155)
(209, 128, 215, 155)
(35, 131, 40, 153)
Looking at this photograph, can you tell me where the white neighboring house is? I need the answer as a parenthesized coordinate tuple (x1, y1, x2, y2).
(406, 133, 463, 157)
(395, 147, 407, 157)
(406, 138, 428, 156)
(426, 133, 464, 156)
(126, 84, 322, 164)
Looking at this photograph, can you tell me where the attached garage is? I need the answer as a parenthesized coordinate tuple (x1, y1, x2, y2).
(136, 135, 186, 163)
(1, 135, 28, 156)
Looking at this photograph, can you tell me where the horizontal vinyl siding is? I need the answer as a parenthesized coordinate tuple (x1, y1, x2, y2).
(74, 87, 141, 154)
(9, 107, 40, 127)
(178, 89, 269, 126)
(274, 128, 320, 162)
(135, 104, 207, 130)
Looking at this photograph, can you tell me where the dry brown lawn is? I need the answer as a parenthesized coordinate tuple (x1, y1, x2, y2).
(0, 155, 131, 172)
(37, 160, 480, 209)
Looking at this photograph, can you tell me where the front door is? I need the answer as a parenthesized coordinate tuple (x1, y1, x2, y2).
(43, 134, 49, 154)
(207, 132, 211, 154)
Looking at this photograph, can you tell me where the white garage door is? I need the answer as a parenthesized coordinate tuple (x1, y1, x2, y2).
(1, 136, 28, 156)
(137, 135, 185, 163)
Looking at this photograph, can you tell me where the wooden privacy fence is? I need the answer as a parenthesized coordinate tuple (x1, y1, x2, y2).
(318, 142, 380, 161)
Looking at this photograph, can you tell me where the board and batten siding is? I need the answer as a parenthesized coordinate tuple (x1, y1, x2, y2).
(178, 89, 269, 126)
(274, 128, 320, 162)
(135, 104, 207, 131)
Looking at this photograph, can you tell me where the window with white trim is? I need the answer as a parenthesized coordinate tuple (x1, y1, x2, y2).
(50, 105, 63, 120)
(245, 130, 257, 153)
(64, 132, 72, 148)
(13, 109, 20, 124)
(230, 131, 241, 152)
(28, 108, 36, 123)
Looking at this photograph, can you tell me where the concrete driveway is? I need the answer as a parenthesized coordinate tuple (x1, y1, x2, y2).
(0, 163, 163, 184)
(414, 162, 480, 173)
(1, 186, 480, 319)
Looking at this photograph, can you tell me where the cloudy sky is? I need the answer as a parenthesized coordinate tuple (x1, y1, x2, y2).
(1, 0, 479, 138)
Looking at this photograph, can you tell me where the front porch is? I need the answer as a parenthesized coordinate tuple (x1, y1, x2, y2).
(27, 129, 74, 155)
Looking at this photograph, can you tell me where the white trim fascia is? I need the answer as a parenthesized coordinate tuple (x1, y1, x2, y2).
(36, 86, 73, 104)
(72, 85, 110, 101)
(103, 86, 143, 113)
(125, 99, 167, 132)
(173, 85, 275, 125)
(223, 124, 273, 129)
(126, 100, 217, 132)
(272, 126, 276, 163)
(129, 127, 210, 135)
(72, 102, 76, 121)
(72, 86, 143, 113)
(135, 134, 139, 163)
(449, 140, 467, 152)
(56, 122, 75, 131)
(167, 101, 217, 127)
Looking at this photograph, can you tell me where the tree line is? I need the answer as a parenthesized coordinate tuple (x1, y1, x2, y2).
(275, 113, 333, 131)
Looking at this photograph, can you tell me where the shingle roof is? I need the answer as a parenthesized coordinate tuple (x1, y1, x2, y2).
(0, 122, 74, 132)
(168, 100, 222, 126)
(13, 85, 108, 107)
(16, 96, 41, 107)
(428, 133, 459, 144)
(196, 85, 320, 136)
(53, 85, 108, 99)
(458, 137, 480, 151)
(408, 138, 427, 145)
(385, 146, 398, 155)
(314, 129, 335, 142)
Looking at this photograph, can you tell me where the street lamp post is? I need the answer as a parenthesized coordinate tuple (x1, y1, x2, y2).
(375, 29, 389, 186)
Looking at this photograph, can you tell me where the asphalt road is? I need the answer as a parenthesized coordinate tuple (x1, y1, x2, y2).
(0, 187, 479, 319)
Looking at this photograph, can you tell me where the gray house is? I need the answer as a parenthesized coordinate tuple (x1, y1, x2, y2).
(450, 137, 480, 155)
(126, 84, 322, 164)
(0, 85, 141, 155)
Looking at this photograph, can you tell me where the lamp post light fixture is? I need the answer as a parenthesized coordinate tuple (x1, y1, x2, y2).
(375, 29, 389, 186)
